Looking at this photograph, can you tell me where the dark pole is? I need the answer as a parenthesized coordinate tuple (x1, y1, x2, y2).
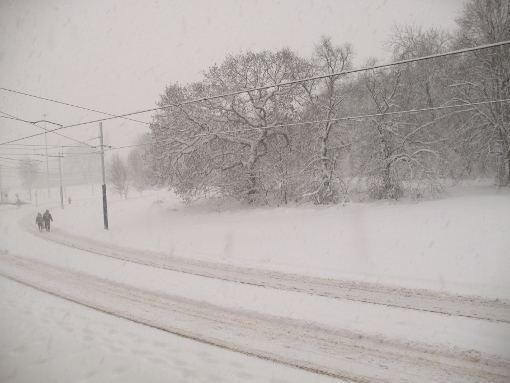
(58, 152, 64, 209)
(28, 160, 32, 201)
(44, 117, 50, 199)
(0, 164, 3, 205)
(99, 122, 109, 230)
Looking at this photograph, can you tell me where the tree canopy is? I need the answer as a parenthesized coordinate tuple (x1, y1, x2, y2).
(144, 0, 510, 205)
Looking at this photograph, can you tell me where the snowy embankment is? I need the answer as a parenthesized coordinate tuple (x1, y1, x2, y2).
(1, 183, 509, 382)
(60, 184, 510, 298)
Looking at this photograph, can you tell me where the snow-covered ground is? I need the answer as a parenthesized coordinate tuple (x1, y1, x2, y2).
(1, 182, 509, 382)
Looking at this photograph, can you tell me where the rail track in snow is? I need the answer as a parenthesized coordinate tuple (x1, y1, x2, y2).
(1, 251, 509, 383)
(20, 215, 510, 324)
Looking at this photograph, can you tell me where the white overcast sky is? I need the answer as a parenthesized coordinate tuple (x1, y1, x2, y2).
(0, 0, 467, 169)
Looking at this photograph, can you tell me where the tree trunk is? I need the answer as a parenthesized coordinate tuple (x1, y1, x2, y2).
(245, 142, 259, 203)
(318, 122, 337, 204)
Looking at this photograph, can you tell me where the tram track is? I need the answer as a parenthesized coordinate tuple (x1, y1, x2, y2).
(20, 214, 510, 324)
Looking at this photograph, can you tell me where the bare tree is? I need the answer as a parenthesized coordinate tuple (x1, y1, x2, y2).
(108, 154, 129, 199)
(147, 49, 312, 204)
(298, 36, 353, 204)
(354, 58, 447, 200)
(452, 0, 510, 187)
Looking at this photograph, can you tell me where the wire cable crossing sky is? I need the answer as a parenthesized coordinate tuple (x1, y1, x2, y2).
(2, 39, 509, 147)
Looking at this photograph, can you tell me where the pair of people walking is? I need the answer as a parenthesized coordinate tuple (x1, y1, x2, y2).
(36, 210, 53, 232)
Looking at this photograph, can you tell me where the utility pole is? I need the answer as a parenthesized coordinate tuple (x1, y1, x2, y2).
(99, 122, 109, 230)
(28, 160, 32, 201)
(44, 115, 50, 199)
(58, 152, 64, 209)
(0, 164, 3, 205)
(62, 147, 66, 199)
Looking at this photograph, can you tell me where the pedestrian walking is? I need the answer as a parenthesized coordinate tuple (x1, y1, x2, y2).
(35, 213, 44, 232)
(43, 209, 53, 232)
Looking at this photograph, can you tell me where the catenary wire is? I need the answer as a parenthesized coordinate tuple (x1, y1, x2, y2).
(0, 109, 96, 148)
(5, 96, 509, 162)
(0, 156, 43, 163)
(117, 98, 510, 144)
(56, 97, 510, 158)
(0, 88, 150, 125)
(1, 40, 509, 146)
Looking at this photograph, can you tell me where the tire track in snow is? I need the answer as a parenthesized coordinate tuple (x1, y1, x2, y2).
(1, 252, 509, 383)
(21, 215, 510, 323)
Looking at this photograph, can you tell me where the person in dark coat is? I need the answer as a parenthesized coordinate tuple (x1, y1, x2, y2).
(43, 210, 53, 232)
(36, 213, 44, 232)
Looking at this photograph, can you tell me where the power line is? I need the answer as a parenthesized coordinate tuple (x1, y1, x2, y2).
(112, 98, 510, 144)
(0, 109, 96, 148)
(26, 97, 507, 161)
(104, 143, 147, 151)
(66, 96, 506, 163)
(0, 144, 95, 150)
(88, 97, 510, 155)
(0, 156, 43, 164)
(0, 146, 67, 149)
(0, 152, 63, 157)
(0, 88, 150, 125)
(0, 137, 98, 149)
(1, 40, 509, 147)
(0, 115, 18, 121)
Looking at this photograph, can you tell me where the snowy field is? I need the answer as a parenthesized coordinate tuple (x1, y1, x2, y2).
(1, 182, 509, 382)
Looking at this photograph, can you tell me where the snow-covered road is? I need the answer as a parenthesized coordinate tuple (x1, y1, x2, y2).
(1, 250, 508, 383)
(20, 214, 510, 324)
(1, 188, 510, 382)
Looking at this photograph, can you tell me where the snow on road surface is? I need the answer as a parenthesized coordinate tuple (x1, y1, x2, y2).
(20, 214, 510, 323)
(1, 276, 329, 383)
(1, 184, 510, 382)
(1, 251, 509, 383)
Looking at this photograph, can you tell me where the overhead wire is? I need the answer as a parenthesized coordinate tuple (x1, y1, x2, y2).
(0, 87, 150, 125)
(0, 145, 83, 150)
(0, 153, 51, 156)
(0, 156, 43, 163)
(107, 98, 510, 146)
(67, 97, 509, 157)
(1, 39, 509, 147)
(0, 109, 96, 148)
(5, 97, 508, 161)
(0, 140, 96, 148)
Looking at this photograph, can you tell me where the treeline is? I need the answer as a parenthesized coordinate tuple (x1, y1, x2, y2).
(143, 0, 509, 205)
